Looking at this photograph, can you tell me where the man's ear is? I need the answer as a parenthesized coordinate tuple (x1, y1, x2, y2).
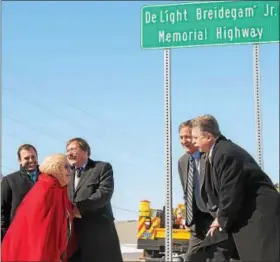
(206, 132, 214, 142)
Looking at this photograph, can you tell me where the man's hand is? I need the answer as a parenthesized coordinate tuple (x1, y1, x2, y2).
(206, 218, 221, 237)
(73, 205, 82, 219)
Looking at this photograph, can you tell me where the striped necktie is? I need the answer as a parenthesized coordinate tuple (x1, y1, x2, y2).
(186, 156, 195, 226)
(74, 167, 83, 190)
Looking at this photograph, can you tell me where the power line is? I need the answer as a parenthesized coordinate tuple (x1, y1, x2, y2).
(2, 116, 138, 213)
(0, 165, 15, 173)
(2, 90, 139, 214)
(3, 88, 143, 166)
(3, 88, 89, 130)
(2, 88, 109, 144)
(7, 87, 153, 148)
(4, 115, 66, 144)
(3, 87, 151, 150)
(112, 205, 138, 214)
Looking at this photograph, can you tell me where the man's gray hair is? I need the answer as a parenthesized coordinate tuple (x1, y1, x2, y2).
(191, 114, 221, 137)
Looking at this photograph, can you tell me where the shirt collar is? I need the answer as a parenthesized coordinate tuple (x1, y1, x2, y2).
(74, 160, 88, 171)
(82, 160, 88, 170)
(191, 150, 200, 160)
(27, 170, 38, 176)
(20, 165, 39, 175)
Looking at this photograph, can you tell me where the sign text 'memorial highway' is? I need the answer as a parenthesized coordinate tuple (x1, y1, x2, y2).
(140, 1, 279, 49)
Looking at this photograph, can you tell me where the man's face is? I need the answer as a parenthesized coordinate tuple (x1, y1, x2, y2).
(179, 126, 198, 154)
(191, 127, 211, 152)
(66, 141, 88, 168)
(18, 148, 38, 172)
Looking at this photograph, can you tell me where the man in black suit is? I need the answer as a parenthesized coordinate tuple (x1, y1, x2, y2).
(66, 137, 123, 262)
(178, 120, 230, 262)
(1, 144, 40, 240)
(191, 114, 280, 261)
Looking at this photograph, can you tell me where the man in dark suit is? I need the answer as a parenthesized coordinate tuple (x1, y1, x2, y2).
(66, 137, 123, 262)
(1, 144, 40, 240)
(191, 114, 280, 262)
(178, 120, 231, 262)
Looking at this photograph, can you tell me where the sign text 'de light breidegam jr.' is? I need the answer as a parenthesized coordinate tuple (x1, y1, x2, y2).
(140, 1, 279, 49)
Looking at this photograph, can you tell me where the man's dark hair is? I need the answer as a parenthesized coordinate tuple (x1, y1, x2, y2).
(17, 144, 37, 160)
(66, 137, 91, 156)
(178, 120, 192, 132)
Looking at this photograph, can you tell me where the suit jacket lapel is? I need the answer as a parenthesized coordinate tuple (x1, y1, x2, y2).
(184, 154, 190, 191)
(75, 168, 91, 193)
(20, 173, 34, 188)
(202, 159, 211, 204)
(203, 159, 219, 214)
(74, 159, 96, 194)
(199, 154, 206, 192)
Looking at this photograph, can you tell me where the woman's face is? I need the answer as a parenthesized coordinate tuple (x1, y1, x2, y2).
(58, 159, 72, 186)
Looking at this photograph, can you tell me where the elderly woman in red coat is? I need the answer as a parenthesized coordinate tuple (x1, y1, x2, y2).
(1, 153, 79, 262)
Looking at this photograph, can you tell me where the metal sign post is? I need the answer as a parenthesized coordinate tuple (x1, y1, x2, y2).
(253, 44, 264, 169)
(164, 48, 173, 261)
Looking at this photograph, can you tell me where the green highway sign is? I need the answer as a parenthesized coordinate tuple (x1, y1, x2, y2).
(140, 1, 279, 49)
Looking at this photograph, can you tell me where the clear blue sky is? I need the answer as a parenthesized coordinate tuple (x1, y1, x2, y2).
(2, 1, 279, 220)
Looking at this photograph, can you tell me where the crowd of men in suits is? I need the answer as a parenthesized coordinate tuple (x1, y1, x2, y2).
(1, 114, 279, 262)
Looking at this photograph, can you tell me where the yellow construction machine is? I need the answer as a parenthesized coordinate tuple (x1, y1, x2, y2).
(137, 200, 191, 260)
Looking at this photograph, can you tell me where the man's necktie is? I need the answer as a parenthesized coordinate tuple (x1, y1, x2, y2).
(28, 172, 37, 183)
(186, 156, 195, 226)
(74, 167, 83, 190)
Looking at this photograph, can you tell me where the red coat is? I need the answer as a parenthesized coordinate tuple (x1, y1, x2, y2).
(1, 174, 77, 262)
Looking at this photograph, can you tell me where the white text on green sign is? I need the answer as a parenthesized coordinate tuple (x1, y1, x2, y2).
(140, 1, 279, 49)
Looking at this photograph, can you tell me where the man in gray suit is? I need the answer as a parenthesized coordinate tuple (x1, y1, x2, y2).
(178, 120, 231, 262)
(66, 137, 123, 262)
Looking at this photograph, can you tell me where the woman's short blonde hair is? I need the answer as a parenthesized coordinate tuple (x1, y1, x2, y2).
(39, 153, 67, 176)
